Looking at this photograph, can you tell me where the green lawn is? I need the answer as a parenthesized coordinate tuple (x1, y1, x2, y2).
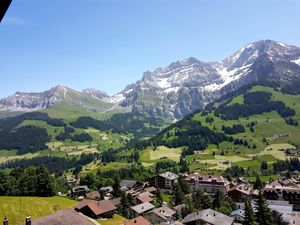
(97, 214, 126, 225)
(162, 194, 172, 203)
(140, 146, 182, 163)
(0, 196, 77, 225)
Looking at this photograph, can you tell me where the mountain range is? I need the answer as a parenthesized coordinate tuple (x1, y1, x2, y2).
(1, 40, 300, 120)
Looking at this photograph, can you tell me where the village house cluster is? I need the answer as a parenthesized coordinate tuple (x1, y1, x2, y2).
(3, 172, 300, 225)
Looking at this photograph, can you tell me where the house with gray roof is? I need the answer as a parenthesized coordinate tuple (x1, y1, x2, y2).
(182, 208, 234, 225)
(230, 209, 245, 223)
(21, 209, 93, 225)
(70, 185, 89, 197)
(144, 206, 176, 224)
(131, 202, 155, 218)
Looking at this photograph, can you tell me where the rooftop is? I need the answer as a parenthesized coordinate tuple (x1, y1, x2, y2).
(182, 208, 234, 225)
(75, 199, 116, 216)
(120, 180, 138, 189)
(136, 194, 153, 203)
(86, 191, 100, 200)
(184, 174, 229, 185)
(159, 172, 179, 180)
(124, 216, 151, 225)
(25, 209, 93, 225)
(150, 206, 176, 220)
(230, 209, 245, 218)
(131, 202, 155, 214)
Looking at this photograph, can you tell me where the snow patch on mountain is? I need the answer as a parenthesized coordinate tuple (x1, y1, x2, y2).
(292, 57, 300, 66)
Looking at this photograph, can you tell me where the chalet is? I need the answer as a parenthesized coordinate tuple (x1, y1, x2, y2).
(184, 174, 230, 195)
(125, 188, 140, 198)
(227, 184, 258, 202)
(131, 202, 155, 217)
(20, 209, 93, 225)
(144, 186, 157, 194)
(230, 209, 245, 223)
(75, 199, 116, 219)
(100, 186, 113, 198)
(70, 185, 89, 197)
(136, 192, 154, 204)
(264, 180, 300, 201)
(182, 208, 234, 225)
(144, 206, 176, 224)
(121, 180, 144, 191)
(86, 191, 101, 201)
(123, 216, 151, 225)
(151, 172, 179, 189)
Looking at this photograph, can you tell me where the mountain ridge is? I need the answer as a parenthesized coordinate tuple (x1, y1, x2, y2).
(1, 40, 300, 119)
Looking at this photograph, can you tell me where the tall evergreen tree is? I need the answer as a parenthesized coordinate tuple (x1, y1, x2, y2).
(244, 201, 256, 225)
(253, 175, 263, 190)
(35, 166, 55, 196)
(173, 183, 185, 205)
(212, 190, 223, 209)
(255, 191, 274, 225)
(113, 175, 122, 198)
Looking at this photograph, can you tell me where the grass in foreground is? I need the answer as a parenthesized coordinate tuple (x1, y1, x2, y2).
(97, 214, 126, 225)
(0, 196, 77, 225)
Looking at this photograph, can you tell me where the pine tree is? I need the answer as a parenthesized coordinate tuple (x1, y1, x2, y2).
(255, 191, 275, 225)
(212, 190, 223, 209)
(253, 175, 263, 190)
(173, 183, 185, 205)
(244, 201, 256, 225)
(35, 166, 55, 197)
(113, 175, 122, 198)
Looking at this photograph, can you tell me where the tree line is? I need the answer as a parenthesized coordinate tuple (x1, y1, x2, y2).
(0, 166, 63, 196)
(214, 91, 295, 120)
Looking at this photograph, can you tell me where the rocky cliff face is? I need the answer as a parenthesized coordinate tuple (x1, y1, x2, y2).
(0, 85, 115, 113)
(115, 40, 300, 119)
(1, 40, 300, 120)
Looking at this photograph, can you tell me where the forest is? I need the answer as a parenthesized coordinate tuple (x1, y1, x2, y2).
(70, 112, 164, 138)
(0, 166, 61, 196)
(214, 91, 295, 120)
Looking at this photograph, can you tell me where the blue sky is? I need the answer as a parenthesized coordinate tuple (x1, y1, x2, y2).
(1, 0, 300, 97)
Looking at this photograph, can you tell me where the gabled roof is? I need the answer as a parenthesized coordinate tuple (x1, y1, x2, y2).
(230, 209, 245, 218)
(27, 209, 93, 225)
(124, 216, 151, 225)
(144, 186, 157, 193)
(86, 191, 100, 199)
(228, 184, 252, 195)
(136, 194, 153, 203)
(120, 180, 138, 189)
(150, 206, 176, 220)
(131, 202, 155, 214)
(75, 199, 116, 216)
(182, 208, 234, 225)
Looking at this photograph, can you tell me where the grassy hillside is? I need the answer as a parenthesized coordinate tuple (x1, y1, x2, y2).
(42, 101, 126, 120)
(134, 86, 300, 174)
(0, 196, 77, 225)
